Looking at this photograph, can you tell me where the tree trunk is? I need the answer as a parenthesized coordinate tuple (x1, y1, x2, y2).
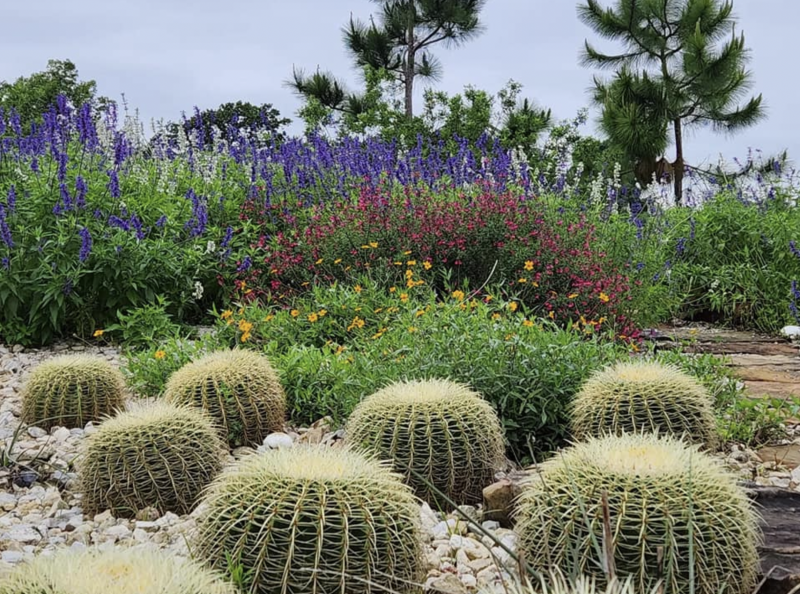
(405, 21, 415, 119)
(673, 118, 684, 205)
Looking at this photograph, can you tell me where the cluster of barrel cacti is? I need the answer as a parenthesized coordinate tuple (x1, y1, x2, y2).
(6, 351, 762, 594)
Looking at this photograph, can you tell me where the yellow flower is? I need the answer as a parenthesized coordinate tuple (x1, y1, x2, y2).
(405, 269, 414, 279)
(290, 309, 300, 318)
(354, 285, 362, 293)
(415, 309, 425, 317)
(423, 261, 432, 270)
(400, 293, 409, 302)
(347, 317, 365, 331)
(154, 350, 166, 359)
(240, 331, 251, 343)
(408, 326, 417, 333)
(509, 302, 518, 312)
(307, 313, 319, 323)
(344, 266, 351, 272)
(238, 320, 253, 334)
(548, 311, 555, 319)
(523, 319, 534, 327)
(599, 292, 610, 303)
(318, 309, 328, 317)
(335, 345, 346, 355)
(93, 329, 104, 337)
(315, 258, 323, 265)
(568, 293, 579, 299)
(518, 278, 527, 284)
(370, 242, 378, 249)
(532, 281, 539, 288)
(220, 310, 232, 320)
(404, 250, 412, 255)
(407, 260, 416, 266)
(491, 313, 501, 321)
(334, 258, 342, 264)
(452, 290, 465, 301)
(263, 314, 274, 322)
(394, 261, 403, 266)
(524, 260, 534, 271)
(389, 287, 397, 293)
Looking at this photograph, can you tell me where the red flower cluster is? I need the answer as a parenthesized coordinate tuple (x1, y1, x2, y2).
(237, 183, 638, 339)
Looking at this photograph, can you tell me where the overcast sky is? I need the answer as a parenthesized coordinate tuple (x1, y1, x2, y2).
(2, 1, 795, 167)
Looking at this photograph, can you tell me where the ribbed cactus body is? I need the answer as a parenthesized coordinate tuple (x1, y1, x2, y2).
(345, 379, 506, 506)
(515, 433, 760, 594)
(163, 349, 286, 447)
(195, 446, 423, 594)
(571, 360, 717, 447)
(0, 547, 236, 594)
(21, 354, 125, 430)
(79, 401, 226, 517)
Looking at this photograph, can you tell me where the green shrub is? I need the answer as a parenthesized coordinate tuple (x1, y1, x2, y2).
(345, 379, 506, 506)
(21, 354, 126, 430)
(194, 446, 423, 594)
(0, 547, 236, 594)
(78, 400, 226, 517)
(163, 349, 286, 447)
(515, 433, 760, 594)
(570, 360, 717, 447)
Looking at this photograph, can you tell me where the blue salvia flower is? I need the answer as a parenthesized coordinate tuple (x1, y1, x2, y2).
(184, 189, 208, 238)
(107, 169, 121, 199)
(220, 226, 233, 248)
(30, 157, 39, 173)
(155, 215, 167, 228)
(676, 238, 686, 255)
(1, 257, 9, 270)
(75, 176, 87, 209)
(237, 256, 252, 272)
(0, 204, 13, 247)
(63, 279, 73, 295)
(108, 215, 130, 231)
(6, 186, 15, 211)
(78, 227, 92, 262)
(129, 214, 145, 240)
(791, 241, 800, 260)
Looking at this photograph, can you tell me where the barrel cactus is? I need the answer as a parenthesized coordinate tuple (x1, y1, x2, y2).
(79, 401, 226, 517)
(570, 360, 717, 447)
(515, 433, 760, 594)
(345, 379, 506, 506)
(163, 349, 285, 447)
(195, 445, 423, 594)
(0, 547, 236, 594)
(20, 354, 125, 431)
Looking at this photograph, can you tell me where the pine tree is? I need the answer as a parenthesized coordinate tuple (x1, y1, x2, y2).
(578, 0, 765, 202)
(289, 0, 486, 120)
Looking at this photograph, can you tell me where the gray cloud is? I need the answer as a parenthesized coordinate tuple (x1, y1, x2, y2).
(1, 0, 794, 166)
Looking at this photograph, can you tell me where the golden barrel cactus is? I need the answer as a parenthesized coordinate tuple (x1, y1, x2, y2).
(570, 360, 717, 447)
(78, 401, 226, 517)
(0, 547, 236, 594)
(194, 445, 423, 594)
(21, 354, 125, 430)
(345, 379, 506, 506)
(515, 433, 760, 594)
(163, 349, 286, 447)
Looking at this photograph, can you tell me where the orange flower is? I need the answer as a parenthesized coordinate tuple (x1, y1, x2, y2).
(452, 290, 465, 301)
(522, 319, 534, 327)
(290, 309, 300, 318)
(400, 293, 409, 302)
(491, 313, 501, 321)
(220, 310, 232, 320)
(154, 350, 166, 359)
